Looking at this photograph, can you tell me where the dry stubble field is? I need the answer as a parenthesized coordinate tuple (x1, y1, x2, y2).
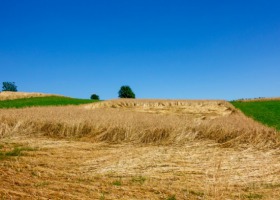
(0, 92, 56, 101)
(0, 99, 280, 199)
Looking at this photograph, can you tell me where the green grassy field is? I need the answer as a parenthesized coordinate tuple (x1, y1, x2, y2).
(231, 100, 280, 131)
(0, 96, 98, 109)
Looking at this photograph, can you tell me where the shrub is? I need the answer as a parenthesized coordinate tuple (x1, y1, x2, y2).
(2, 82, 17, 92)
(90, 94, 100, 100)
(118, 85, 135, 98)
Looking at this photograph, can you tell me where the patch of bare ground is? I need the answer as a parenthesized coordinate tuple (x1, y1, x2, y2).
(0, 99, 280, 199)
(0, 91, 60, 101)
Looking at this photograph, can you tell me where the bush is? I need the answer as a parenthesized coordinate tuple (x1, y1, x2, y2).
(2, 82, 17, 92)
(90, 94, 100, 100)
(118, 85, 135, 98)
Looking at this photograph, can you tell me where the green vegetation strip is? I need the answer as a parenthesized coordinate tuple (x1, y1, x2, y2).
(231, 100, 280, 131)
(0, 146, 36, 160)
(0, 96, 98, 109)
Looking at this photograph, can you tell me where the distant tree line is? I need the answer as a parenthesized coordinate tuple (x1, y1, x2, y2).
(2, 81, 136, 100)
(232, 97, 266, 102)
(91, 85, 135, 100)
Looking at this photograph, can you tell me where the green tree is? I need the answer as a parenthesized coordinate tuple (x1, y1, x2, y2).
(2, 82, 17, 92)
(118, 85, 135, 98)
(90, 94, 100, 100)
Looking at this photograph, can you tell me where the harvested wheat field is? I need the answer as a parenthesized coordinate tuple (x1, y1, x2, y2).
(1, 99, 280, 199)
(0, 91, 59, 101)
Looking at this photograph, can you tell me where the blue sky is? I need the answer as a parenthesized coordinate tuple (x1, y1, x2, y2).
(0, 0, 279, 100)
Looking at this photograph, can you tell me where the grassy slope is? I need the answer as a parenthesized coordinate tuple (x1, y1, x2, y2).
(231, 100, 280, 130)
(0, 96, 97, 109)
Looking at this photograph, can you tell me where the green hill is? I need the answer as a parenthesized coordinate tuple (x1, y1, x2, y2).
(231, 100, 280, 131)
(0, 96, 97, 109)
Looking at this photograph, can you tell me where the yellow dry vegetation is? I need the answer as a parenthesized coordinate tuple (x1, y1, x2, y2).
(85, 99, 233, 116)
(0, 99, 280, 199)
(0, 91, 58, 100)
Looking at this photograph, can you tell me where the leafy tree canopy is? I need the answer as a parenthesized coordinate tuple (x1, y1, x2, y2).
(2, 82, 17, 92)
(90, 94, 100, 100)
(118, 85, 135, 98)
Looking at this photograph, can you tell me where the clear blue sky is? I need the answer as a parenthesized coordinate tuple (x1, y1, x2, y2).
(1, 0, 279, 100)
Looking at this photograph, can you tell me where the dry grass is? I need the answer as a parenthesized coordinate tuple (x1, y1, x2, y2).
(0, 91, 60, 100)
(0, 99, 280, 199)
(0, 99, 278, 148)
(1, 137, 280, 199)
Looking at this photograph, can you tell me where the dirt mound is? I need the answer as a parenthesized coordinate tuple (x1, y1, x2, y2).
(0, 91, 59, 100)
